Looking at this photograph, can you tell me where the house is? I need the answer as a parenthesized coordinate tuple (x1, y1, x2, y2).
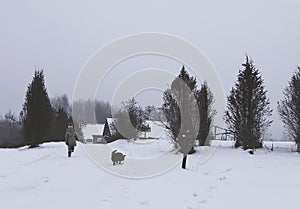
(102, 118, 169, 142)
(81, 124, 105, 144)
(103, 118, 119, 143)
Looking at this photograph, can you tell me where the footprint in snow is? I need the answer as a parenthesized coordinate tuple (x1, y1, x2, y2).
(219, 176, 226, 181)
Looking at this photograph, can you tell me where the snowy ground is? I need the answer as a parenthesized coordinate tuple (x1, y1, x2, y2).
(0, 140, 299, 209)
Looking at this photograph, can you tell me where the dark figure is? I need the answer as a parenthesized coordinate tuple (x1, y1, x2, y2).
(111, 150, 126, 165)
(65, 123, 77, 157)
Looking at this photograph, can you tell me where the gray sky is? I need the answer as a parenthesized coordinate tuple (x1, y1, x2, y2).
(0, 0, 299, 140)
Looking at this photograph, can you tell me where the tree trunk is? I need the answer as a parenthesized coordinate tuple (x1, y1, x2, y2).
(181, 154, 187, 169)
(297, 144, 300, 153)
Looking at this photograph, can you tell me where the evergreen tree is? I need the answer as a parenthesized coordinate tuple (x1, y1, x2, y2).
(225, 56, 272, 149)
(21, 70, 53, 148)
(196, 82, 216, 146)
(163, 66, 197, 140)
(162, 66, 200, 168)
(278, 67, 300, 152)
(48, 107, 70, 142)
(48, 94, 73, 142)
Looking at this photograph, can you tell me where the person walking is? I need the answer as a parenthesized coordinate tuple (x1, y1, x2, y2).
(65, 123, 77, 157)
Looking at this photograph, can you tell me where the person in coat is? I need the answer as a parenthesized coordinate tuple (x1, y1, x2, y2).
(65, 123, 77, 157)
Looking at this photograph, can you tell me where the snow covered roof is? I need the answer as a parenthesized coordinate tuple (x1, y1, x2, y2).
(106, 118, 115, 126)
(104, 118, 168, 139)
(105, 118, 116, 135)
(82, 124, 105, 139)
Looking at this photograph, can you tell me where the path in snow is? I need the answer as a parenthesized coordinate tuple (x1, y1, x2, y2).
(0, 140, 299, 209)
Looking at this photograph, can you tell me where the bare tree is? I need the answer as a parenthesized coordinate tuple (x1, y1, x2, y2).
(72, 99, 97, 124)
(5, 110, 17, 124)
(112, 98, 147, 140)
(278, 67, 300, 152)
(51, 94, 71, 116)
(0, 110, 23, 148)
(196, 82, 216, 146)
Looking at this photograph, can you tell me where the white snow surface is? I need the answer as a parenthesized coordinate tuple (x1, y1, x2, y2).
(1, 140, 300, 209)
(82, 124, 105, 139)
(109, 138, 173, 158)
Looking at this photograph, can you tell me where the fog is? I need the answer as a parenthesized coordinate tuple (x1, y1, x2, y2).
(0, 0, 299, 140)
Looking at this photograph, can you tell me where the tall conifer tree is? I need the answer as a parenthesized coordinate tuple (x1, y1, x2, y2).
(21, 70, 53, 147)
(225, 56, 272, 149)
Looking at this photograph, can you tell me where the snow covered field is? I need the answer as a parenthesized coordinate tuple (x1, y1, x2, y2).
(1, 140, 299, 209)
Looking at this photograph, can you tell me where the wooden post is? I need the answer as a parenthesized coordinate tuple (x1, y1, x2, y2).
(181, 154, 187, 169)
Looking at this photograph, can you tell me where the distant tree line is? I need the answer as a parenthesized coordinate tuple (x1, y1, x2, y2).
(0, 70, 113, 148)
(72, 99, 112, 124)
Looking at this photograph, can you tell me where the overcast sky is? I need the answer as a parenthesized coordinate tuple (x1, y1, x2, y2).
(0, 0, 299, 140)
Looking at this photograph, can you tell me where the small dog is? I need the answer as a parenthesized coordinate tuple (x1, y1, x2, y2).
(111, 150, 126, 165)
